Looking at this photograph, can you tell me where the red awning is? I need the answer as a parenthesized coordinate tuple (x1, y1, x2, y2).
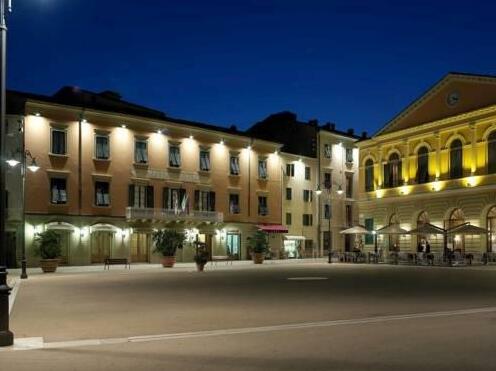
(257, 224, 288, 233)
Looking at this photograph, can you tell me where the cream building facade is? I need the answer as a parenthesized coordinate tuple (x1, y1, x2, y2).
(357, 73, 496, 255)
(7, 88, 283, 266)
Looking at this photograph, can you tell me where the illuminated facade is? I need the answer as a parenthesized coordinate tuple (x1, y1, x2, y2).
(7, 88, 283, 266)
(357, 73, 496, 254)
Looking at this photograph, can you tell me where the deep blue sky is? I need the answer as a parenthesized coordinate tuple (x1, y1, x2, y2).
(7, 0, 496, 134)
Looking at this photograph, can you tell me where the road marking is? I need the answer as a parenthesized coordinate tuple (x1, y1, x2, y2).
(8, 278, 20, 315)
(4, 306, 496, 352)
(287, 277, 328, 281)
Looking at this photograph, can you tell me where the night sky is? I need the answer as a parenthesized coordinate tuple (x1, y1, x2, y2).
(7, 0, 496, 134)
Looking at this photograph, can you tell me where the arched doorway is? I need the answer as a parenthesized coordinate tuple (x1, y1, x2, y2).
(45, 222, 75, 265)
(416, 211, 429, 247)
(90, 224, 117, 263)
(445, 208, 465, 253)
(487, 206, 496, 252)
(388, 214, 400, 250)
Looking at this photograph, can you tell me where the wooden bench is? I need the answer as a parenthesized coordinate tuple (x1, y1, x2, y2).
(210, 255, 233, 265)
(104, 258, 130, 270)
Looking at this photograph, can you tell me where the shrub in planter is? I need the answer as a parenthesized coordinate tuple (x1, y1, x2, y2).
(34, 230, 62, 273)
(152, 229, 185, 268)
(194, 242, 209, 272)
(247, 230, 269, 264)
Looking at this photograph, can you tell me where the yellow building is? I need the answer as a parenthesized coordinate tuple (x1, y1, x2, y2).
(7, 87, 283, 266)
(357, 73, 496, 255)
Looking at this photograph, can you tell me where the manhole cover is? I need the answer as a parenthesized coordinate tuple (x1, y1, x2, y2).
(287, 277, 328, 281)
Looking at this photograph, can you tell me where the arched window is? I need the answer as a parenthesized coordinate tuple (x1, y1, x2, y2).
(445, 208, 465, 253)
(384, 153, 401, 188)
(488, 132, 496, 174)
(416, 146, 429, 184)
(416, 211, 429, 247)
(365, 159, 374, 192)
(449, 139, 463, 179)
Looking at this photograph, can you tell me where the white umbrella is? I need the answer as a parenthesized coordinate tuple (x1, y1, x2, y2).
(376, 224, 409, 235)
(340, 225, 372, 234)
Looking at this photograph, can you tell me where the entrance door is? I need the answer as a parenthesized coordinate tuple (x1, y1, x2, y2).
(57, 231, 70, 265)
(131, 233, 150, 262)
(91, 231, 113, 263)
(198, 233, 213, 260)
(226, 233, 241, 259)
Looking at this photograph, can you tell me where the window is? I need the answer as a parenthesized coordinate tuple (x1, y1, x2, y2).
(323, 231, 331, 251)
(169, 144, 181, 167)
(305, 166, 311, 180)
(229, 194, 240, 214)
(489, 132, 496, 174)
(199, 150, 211, 171)
(258, 159, 268, 179)
(163, 188, 187, 211)
(258, 196, 268, 216)
(345, 205, 352, 227)
(95, 134, 110, 160)
(286, 212, 292, 225)
(286, 187, 292, 201)
(324, 172, 332, 189)
(384, 153, 401, 188)
(51, 128, 67, 155)
(324, 144, 332, 159)
(346, 148, 353, 163)
(134, 139, 148, 164)
(365, 159, 374, 192)
(230, 155, 240, 175)
(50, 178, 67, 204)
(128, 185, 154, 208)
(286, 164, 295, 177)
(194, 190, 215, 211)
(303, 189, 313, 202)
(416, 146, 429, 184)
(449, 139, 463, 179)
(95, 181, 110, 206)
(303, 214, 313, 226)
(324, 204, 331, 219)
(346, 173, 353, 198)
(365, 218, 374, 244)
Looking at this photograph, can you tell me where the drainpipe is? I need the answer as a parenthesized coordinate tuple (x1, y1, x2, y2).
(78, 111, 83, 215)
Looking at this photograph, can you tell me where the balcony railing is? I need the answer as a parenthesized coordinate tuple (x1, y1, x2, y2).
(126, 207, 223, 223)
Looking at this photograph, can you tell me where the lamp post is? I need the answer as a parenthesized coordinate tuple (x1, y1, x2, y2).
(7, 147, 40, 280)
(316, 182, 343, 264)
(0, 0, 13, 347)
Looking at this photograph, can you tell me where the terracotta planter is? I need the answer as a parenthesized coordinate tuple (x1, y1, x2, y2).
(253, 253, 265, 264)
(40, 259, 59, 273)
(161, 256, 176, 268)
(196, 263, 206, 272)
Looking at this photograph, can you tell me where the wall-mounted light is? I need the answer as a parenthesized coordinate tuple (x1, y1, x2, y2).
(121, 124, 127, 128)
(336, 185, 344, 195)
(34, 112, 41, 117)
(247, 145, 252, 151)
(27, 158, 40, 173)
(219, 139, 224, 145)
(6, 158, 19, 167)
(189, 134, 194, 139)
(315, 185, 322, 196)
(157, 129, 163, 134)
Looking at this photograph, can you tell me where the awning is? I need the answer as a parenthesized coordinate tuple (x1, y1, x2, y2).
(284, 235, 306, 240)
(340, 225, 372, 234)
(257, 224, 288, 233)
(409, 223, 446, 235)
(376, 224, 409, 235)
(448, 223, 489, 235)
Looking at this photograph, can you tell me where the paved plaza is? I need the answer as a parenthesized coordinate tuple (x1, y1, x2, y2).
(2, 262, 496, 370)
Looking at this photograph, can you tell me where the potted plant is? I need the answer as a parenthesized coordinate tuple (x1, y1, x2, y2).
(194, 242, 209, 272)
(248, 230, 269, 264)
(152, 229, 185, 268)
(34, 230, 62, 273)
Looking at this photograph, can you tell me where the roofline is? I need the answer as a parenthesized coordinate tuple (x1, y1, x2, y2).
(22, 97, 283, 148)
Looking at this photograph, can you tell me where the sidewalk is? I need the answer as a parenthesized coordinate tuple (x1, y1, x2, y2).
(5, 258, 329, 278)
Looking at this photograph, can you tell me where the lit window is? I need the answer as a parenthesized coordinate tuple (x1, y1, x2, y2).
(163, 187, 187, 211)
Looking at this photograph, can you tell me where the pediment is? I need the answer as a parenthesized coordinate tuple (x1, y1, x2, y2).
(376, 73, 496, 136)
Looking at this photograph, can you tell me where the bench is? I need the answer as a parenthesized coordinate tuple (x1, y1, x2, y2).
(104, 258, 130, 270)
(210, 255, 233, 265)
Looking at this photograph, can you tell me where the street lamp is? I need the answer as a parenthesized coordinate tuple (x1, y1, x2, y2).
(315, 182, 344, 264)
(0, 0, 13, 347)
(7, 149, 40, 279)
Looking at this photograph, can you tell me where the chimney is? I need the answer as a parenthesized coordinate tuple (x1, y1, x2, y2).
(347, 128, 354, 135)
(361, 131, 368, 139)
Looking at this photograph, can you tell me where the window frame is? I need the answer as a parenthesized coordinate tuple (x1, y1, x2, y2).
(94, 133, 110, 160)
(134, 138, 148, 164)
(50, 127, 67, 155)
(169, 144, 182, 168)
(50, 177, 67, 204)
(94, 181, 111, 207)
(199, 149, 211, 172)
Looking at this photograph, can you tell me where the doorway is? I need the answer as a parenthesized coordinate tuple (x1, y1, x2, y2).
(226, 232, 241, 259)
(91, 231, 113, 263)
(445, 208, 465, 253)
(130, 233, 150, 262)
(198, 233, 213, 260)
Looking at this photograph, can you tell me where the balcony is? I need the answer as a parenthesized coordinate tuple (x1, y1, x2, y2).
(126, 207, 223, 223)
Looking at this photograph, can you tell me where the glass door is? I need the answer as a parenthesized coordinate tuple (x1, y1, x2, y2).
(226, 233, 241, 259)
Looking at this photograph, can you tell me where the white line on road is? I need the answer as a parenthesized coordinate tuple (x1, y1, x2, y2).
(5, 306, 496, 352)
